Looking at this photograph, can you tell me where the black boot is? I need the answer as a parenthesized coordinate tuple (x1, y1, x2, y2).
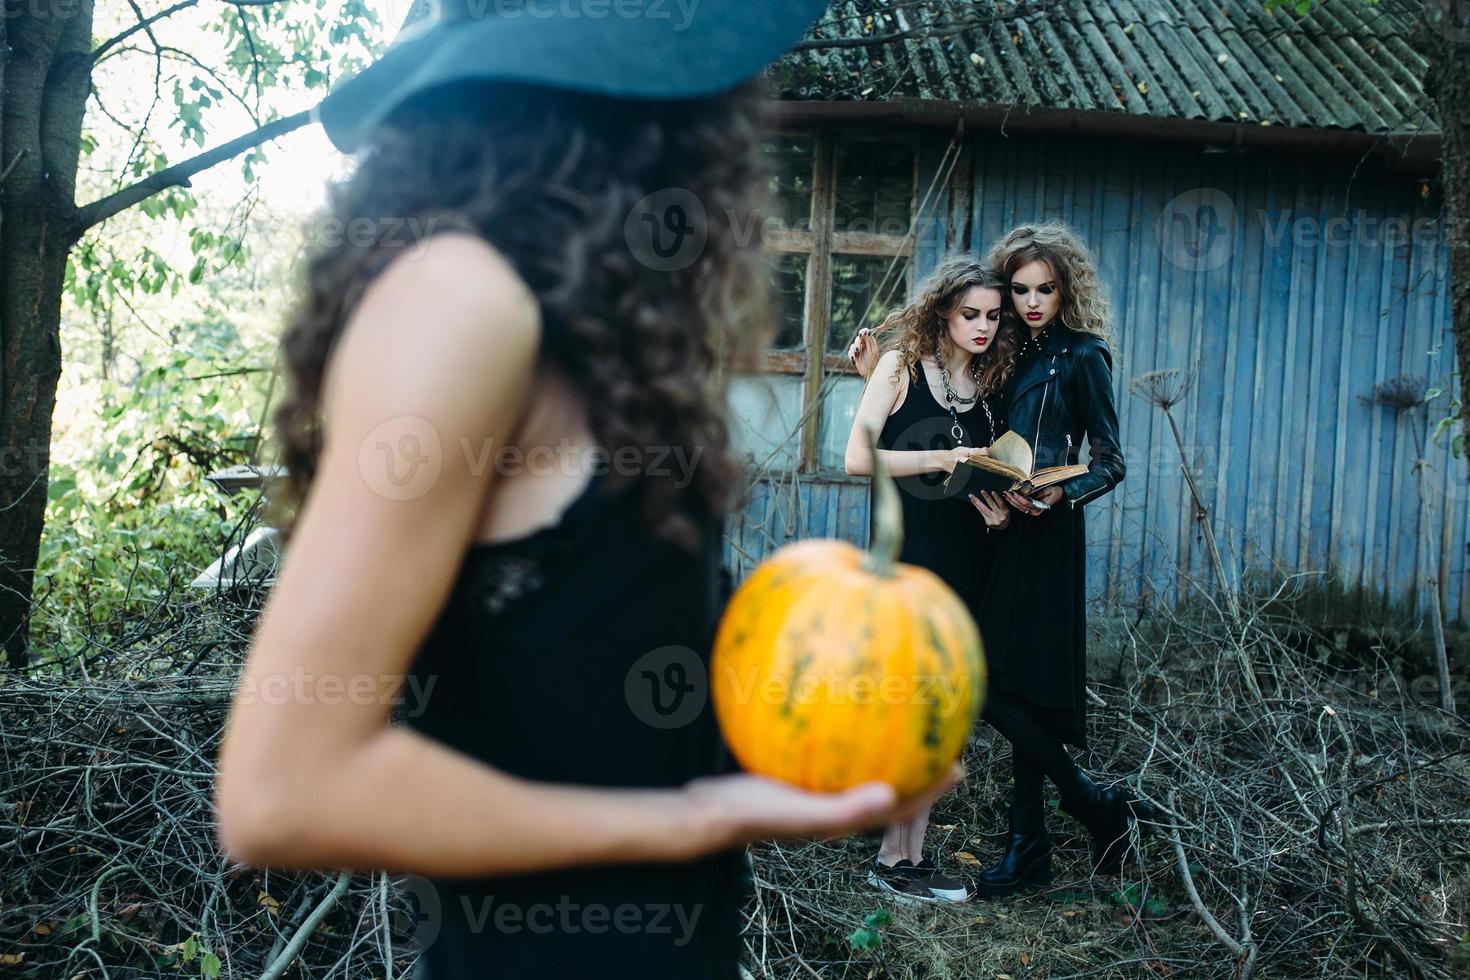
(974, 798, 1052, 898)
(1058, 772, 1156, 875)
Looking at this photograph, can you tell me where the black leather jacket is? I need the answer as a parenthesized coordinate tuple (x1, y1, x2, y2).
(1006, 326, 1125, 509)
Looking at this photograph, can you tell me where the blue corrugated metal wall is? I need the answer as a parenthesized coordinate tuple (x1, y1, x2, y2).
(725, 130, 1460, 626)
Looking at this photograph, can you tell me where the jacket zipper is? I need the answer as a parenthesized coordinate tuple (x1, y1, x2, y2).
(1032, 371, 1049, 451)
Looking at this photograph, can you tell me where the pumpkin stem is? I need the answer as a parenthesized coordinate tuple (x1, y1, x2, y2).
(860, 420, 903, 578)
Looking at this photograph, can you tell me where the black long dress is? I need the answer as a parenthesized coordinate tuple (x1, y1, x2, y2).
(401, 469, 746, 979)
(874, 358, 1006, 624)
(977, 343, 1090, 750)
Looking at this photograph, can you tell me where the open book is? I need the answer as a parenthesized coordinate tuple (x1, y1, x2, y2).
(942, 430, 1089, 496)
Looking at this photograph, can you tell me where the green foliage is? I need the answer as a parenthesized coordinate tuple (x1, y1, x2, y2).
(1451, 930, 1470, 977)
(33, 344, 268, 662)
(847, 908, 892, 953)
(1432, 397, 1466, 458)
(76, 0, 381, 336)
(1108, 882, 1169, 917)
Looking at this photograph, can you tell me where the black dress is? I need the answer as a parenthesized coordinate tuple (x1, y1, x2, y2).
(978, 340, 1091, 750)
(401, 469, 746, 979)
(874, 359, 1006, 624)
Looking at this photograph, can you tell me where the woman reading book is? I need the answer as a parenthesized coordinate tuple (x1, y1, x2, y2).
(850, 225, 1154, 898)
(974, 222, 1152, 896)
(843, 256, 1019, 903)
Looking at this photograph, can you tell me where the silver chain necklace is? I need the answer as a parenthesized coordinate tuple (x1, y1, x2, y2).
(937, 358, 996, 445)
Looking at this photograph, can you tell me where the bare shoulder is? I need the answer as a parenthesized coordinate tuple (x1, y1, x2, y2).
(323, 233, 542, 418)
(874, 349, 905, 384)
(360, 232, 538, 336)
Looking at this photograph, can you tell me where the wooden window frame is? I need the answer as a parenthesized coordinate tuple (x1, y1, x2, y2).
(762, 129, 919, 474)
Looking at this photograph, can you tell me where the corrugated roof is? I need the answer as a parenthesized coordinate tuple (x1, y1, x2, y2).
(768, 0, 1433, 136)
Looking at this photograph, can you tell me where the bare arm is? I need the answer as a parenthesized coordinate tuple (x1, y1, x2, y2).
(844, 350, 964, 478)
(215, 235, 952, 875)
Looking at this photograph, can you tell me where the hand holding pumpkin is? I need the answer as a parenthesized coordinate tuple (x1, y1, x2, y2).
(706, 424, 985, 850)
(679, 762, 964, 853)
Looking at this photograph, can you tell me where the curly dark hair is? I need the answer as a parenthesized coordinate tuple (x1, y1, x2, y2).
(874, 254, 1020, 397)
(265, 77, 780, 554)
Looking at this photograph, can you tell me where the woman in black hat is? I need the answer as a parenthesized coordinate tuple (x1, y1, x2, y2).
(214, 4, 959, 978)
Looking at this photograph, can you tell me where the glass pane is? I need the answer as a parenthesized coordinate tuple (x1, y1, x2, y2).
(834, 139, 915, 236)
(768, 251, 808, 350)
(760, 136, 815, 233)
(818, 374, 867, 472)
(827, 253, 910, 353)
(727, 374, 804, 472)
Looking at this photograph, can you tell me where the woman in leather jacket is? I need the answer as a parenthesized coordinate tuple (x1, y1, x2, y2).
(972, 223, 1154, 898)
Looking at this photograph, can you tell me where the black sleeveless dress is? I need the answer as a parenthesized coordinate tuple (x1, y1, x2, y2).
(400, 469, 747, 979)
(874, 360, 1007, 624)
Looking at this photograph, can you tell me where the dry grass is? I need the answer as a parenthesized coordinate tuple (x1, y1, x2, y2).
(2, 576, 1467, 978)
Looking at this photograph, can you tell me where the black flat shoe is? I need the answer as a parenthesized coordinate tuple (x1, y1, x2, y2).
(974, 799, 1052, 899)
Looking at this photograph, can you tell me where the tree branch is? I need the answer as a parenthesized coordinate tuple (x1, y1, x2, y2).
(92, 0, 294, 62)
(70, 109, 312, 236)
(93, 0, 199, 62)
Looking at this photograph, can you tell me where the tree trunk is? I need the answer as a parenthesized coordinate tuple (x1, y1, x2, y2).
(1419, 3, 1470, 460)
(0, 2, 337, 671)
(0, 0, 95, 669)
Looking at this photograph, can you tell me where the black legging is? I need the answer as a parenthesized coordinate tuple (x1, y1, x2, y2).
(982, 689, 1088, 808)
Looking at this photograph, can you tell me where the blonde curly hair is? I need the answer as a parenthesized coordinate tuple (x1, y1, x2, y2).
(985, 222, 1113, 346)
(873, 254, 1019, 397)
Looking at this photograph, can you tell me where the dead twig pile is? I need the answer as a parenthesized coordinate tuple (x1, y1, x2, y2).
(0, 599, 422, 979)
(2, 576, 1467, 978)
(740, 574, 1470, 978)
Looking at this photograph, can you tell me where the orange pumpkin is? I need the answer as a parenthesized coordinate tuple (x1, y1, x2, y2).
(711, 424, 987, 798)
